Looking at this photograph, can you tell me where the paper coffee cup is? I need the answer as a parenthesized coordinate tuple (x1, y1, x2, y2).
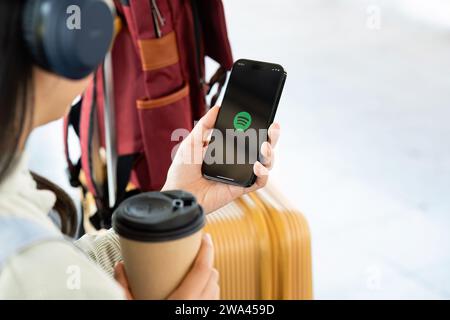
(112, 190, 205, 300)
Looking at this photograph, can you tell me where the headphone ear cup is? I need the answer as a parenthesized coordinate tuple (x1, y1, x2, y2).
(23, 0, 50, 70)
(22, 0, 114, 80)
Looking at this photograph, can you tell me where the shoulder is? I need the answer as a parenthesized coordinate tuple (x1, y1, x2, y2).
(0, 240, 125, 300)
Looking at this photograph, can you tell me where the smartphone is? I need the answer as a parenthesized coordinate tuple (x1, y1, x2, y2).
(202, 59, 287, 187)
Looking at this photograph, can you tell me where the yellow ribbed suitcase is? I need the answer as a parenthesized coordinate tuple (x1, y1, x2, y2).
(204, 184, 313, 300)
(81, 181, 313, 299)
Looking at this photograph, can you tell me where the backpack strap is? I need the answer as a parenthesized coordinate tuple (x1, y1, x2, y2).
(206, 66, 228, 108)
(0, 217, 64, 271)
(63, 98, 83, 188)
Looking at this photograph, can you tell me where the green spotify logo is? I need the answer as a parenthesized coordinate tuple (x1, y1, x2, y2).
(233, 111, 252, 131)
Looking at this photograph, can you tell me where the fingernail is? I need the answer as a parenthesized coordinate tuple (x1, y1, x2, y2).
(265, 142, 272, 157)
(204, 233, 213, 245)
(257, 162, 269, 176)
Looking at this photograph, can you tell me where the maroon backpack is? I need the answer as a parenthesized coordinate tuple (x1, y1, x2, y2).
(64, 0, 233, 228)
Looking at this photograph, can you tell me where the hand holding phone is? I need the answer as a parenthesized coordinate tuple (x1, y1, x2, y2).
(202, 59, 287, 187)
(163, 59, 284, 214)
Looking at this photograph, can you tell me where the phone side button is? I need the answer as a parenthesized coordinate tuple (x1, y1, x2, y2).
(216, 176, 235, 182)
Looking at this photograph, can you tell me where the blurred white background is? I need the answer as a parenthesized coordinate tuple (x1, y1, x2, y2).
(27, 0, 450, 299)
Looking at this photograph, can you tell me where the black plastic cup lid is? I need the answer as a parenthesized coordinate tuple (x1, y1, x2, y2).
(112, 190, 205, 242)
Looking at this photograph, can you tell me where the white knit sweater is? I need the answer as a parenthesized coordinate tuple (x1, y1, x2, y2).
(0, 154, 125, 299)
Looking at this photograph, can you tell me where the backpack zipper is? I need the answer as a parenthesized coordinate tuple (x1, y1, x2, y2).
(190, 0, 205, 91)
(150, 0, 165, 38)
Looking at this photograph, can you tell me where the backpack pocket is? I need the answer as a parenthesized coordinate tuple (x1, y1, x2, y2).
(136, 83, 192, 190)
(137, 31, 179, 72)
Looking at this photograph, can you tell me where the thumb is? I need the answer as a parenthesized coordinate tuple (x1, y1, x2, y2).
(187, 105, 220, 150)
(180, 106, 220, 165)
(114, 261, 134, 300)
(196, 105, 220, 133)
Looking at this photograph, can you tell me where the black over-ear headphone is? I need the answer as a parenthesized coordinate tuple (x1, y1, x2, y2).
(23, 0, 114, 80)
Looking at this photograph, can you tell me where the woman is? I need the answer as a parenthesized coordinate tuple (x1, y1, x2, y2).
(0, 1, 280, 299)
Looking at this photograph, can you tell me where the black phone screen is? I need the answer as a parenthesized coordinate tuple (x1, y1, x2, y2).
(202, 59, 287, 187)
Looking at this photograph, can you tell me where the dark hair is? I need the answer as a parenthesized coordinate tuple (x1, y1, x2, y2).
(0, 1, 77, 237)
(0, 0, 32, 180)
